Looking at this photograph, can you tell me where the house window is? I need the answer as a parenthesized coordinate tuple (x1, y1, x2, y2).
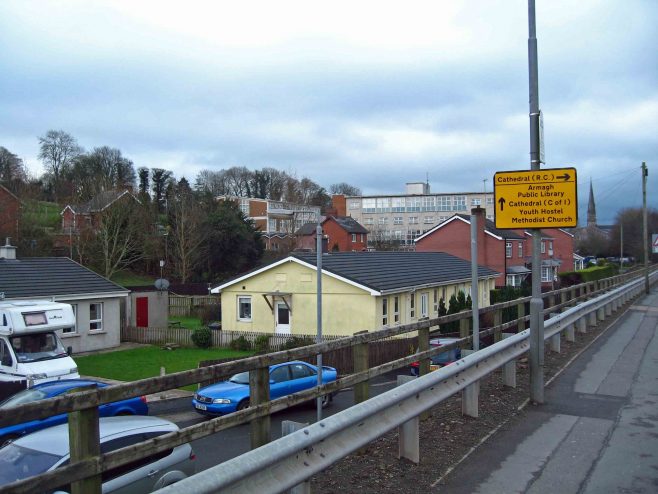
(364, 218, 374, 225)
(382, 298, 388, 326)
(471, 198, 482, 206)
(393, 296, 399, 324)
(423, 216, 434, 224)
(360, 234, 364, 242)
(541, 241, 546, 254)
(393, 217, 403, 225)
(518, 242, 523, 258)
(410, 293, 415, 319)
(453, 196, 466, 211)
(420, 292, 429, 318)
(541, 267, 552, 282)
(548, 241, 554, 256)
(349, 200, 360, 209)
(507, 275, 522, 287)
(409, 216, 419, 224)
(89, 303, 103, 332)
(63, 305, 77, 334)
(352, 234, 357, 242)
(486, 196, 494, 205)
(506, 242, 512, 258)
(238, 296, 252, 321)
(362, 198, 376, 213)
(433, 289, 439, 312)
(378, 217, 388, 225)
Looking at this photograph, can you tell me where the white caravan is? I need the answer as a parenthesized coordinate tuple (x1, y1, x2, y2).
(0, 300, 79, 401)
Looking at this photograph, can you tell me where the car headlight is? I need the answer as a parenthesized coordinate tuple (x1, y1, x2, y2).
(69, 367, 78, 374)
(27, 373, 48, 380)
(212, 398, 231, 404)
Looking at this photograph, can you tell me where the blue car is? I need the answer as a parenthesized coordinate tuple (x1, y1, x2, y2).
(0, 379, 148, 446)
(193, 360, 338, 416)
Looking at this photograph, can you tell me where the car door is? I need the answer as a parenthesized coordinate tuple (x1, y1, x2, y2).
(268, 365, 291, 400)
(288, 363, 316, 393)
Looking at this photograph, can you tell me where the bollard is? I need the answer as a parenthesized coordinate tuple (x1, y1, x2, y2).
(550, 333, 561, 353)
(502, 333, 516, 388)
(283, 421, 311, 494)
(461, 350, 479, 418)
(250, 366, 271, 449)
(397, 375, 419, 463)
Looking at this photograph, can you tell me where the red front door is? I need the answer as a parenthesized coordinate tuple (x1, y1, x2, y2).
(136, 297, 149, 327)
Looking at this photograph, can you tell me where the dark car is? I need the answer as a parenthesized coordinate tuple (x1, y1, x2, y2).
(193, 360, 338, 416)
(0, 378, 148, 446)
(410, 337, 462, 376)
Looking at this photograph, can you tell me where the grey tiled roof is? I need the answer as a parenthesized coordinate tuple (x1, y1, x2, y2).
(454, 214, 525, 240)
(327, 216, 369, 234)
(66, 190, 138, 214)
(0, 257, 129, 299)
(292, 251, 499, 293)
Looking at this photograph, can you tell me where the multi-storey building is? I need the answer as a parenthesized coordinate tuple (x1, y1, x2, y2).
(333, 182, 495, 248)
(218, 196, 321, 251)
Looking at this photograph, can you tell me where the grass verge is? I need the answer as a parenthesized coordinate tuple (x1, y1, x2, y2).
(76, 346, 252, 390)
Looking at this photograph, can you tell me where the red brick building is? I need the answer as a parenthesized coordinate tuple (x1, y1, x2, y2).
(415, 209, 525, 288)
(0, 184, 21, 242)
(512, 228, 575, 285)
(296, 216, 368, 252)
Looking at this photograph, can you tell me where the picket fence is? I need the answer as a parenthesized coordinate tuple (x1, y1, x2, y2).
(120, 325, 417, 376)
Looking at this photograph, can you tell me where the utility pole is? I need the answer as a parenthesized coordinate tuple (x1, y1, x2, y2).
(642, 162, 649, 294)
(316, 223, 324, 421)
(528, 0, 544, 404)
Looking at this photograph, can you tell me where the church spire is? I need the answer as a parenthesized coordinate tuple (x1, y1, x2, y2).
(587, 179, 597, 226)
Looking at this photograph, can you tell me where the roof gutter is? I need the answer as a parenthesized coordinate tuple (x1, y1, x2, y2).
(378, 274, 499, 296)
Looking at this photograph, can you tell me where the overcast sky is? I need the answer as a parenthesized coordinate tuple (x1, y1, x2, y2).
(1, 0, 656, 225)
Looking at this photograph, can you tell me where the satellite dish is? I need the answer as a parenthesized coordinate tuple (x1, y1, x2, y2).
(155, 278, 170, 291)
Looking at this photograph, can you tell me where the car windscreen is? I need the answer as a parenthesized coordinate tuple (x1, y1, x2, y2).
(0, 444, 62, 485)
(9, 333, 68, 363)
(0, 388, 49, 409)
(228, 372, 250, 385)
(431, 348, 460, 365)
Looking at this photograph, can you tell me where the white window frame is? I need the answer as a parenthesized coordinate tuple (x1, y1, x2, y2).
(433, 289, 439, 312)
(541, 241, 546, 254)
(382, 298, 388, 326)
(548, 241, 554, 256)
(89, 303, 103, 332)
(238, 296, 252, 322)
(352, 233, 357, 242)
(541, 267, 552, 282)
(518, 242, 523, 258)
(63, 304, 78, 334)
(409, 293, 415, 319)
(506, 242, 512, 258)
(420, 292, 429, 318)
(393, 296, 400, 324)
(506, 274, 521, 287)
(393, 217, 403, 225)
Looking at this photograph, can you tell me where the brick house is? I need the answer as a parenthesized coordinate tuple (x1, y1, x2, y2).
(0, 184, 21, 242)
(513, 228, 575, 286)
(296, 216, 368, 252)
(415, 208, 525, 288)
(61, 190, 141, 233)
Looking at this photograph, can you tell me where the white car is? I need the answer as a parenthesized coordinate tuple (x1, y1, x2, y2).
(0, 415, 196, 493)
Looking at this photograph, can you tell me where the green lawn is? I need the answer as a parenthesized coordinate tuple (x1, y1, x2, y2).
(76, 346, 252, 390)
(168, 315, 205, 329)
(23, 199, 61, 229)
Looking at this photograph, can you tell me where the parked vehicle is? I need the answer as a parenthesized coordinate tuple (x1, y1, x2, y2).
(0, 416, 196, 492)
(0, 301, 79, 401)
(410, 337, 462, 376)
(193, 360, 338, 416)
(0, 379, 148, 446)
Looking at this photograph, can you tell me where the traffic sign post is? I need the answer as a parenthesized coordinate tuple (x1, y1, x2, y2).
(494, 167, 577, 229)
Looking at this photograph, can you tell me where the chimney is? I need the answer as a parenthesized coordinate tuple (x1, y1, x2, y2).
(0, 238, 17, 260)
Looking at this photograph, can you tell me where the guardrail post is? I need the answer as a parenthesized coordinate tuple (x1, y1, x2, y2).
(250, 366, 271, 449)
(353, 330, 369, 406)
(502, 333, 516, 388)
(588, 309, 597, 327)
(517, 301, 526, 332)
(550, 333, 560, 352)
(578, 316, 587, 334)
(461, 350, 479, 418)
(493, 308, 503, 342)
(397, 375, 419, 464)
(565, 324, 575, 342)
(597, 306, 605, 322)
(69, 406, 101, 494)
(282, 421, 311, 494)
(605, 301, 612, 317)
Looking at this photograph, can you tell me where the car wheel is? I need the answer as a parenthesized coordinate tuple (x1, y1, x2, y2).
(1, 434, 19, 448)
(237, 399, 250, 411)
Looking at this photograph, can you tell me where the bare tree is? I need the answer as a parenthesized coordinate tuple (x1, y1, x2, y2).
(0, 146, 28, 186)
(38, 130, 82, 200)
(330, 182, 362, 196)
(168, 187, 206, 283)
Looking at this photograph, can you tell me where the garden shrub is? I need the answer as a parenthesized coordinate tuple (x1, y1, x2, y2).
(191, 326, 212, 348)
(282, 336, 315, 350)
(230, 335, 252, 351)
(196, 305, 220, 325)
(254, 335, 270, 354)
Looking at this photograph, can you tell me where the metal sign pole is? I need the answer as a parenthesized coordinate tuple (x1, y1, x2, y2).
(528, 0, 544, 404)
(316, 224, 323, 421)
(470, 208, 480, 351)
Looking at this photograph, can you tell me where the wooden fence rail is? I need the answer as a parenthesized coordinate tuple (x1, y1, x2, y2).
(169, 294, 220, 317)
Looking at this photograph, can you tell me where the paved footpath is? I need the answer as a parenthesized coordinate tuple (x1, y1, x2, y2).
(440, 289, 658, 494)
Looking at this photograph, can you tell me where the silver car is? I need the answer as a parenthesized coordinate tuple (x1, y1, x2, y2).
(0, 415, 196, 493)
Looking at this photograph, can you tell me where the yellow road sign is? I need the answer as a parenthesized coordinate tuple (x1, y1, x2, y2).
(494, 167, 578, 229)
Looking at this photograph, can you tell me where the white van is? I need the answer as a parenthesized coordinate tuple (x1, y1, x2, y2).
(0, 301, 79, 401)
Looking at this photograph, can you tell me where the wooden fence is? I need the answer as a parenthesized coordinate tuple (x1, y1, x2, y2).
(168, 294, 220, 316)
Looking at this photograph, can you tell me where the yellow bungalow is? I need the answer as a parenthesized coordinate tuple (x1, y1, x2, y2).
(211, 252, 499, 337)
